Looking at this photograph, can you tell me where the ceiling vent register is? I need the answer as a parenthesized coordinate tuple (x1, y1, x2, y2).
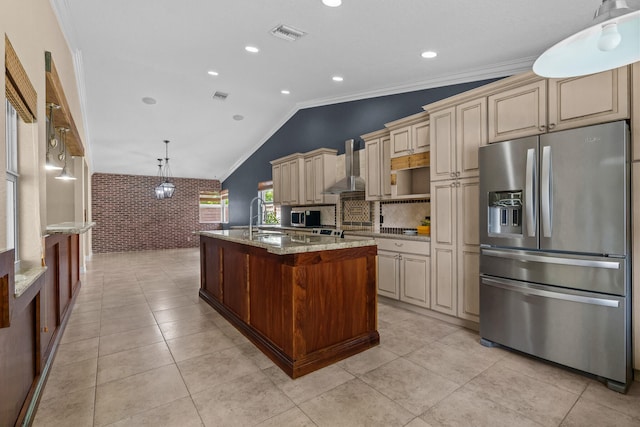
(270, 24, 306, 41)
(212, 91, 229, 101)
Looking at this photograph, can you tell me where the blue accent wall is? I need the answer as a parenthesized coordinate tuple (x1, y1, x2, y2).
(222, 78, 500, 227)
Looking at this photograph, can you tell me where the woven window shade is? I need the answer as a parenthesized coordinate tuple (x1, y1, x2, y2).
(5, 35, 37, 123)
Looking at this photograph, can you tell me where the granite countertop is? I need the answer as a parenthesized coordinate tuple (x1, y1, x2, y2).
(232, 225, 431, 242)
(15, 265, 47, 297)
(46, 222, 96, 234)
(345, 230, 431, 242)
(197, 230, 376, 255)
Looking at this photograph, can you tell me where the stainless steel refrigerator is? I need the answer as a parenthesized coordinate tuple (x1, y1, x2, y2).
(478, 121, 632, 393)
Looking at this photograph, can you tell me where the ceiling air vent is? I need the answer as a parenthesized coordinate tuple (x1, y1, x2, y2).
(212, 91, 228, 101)
(270, 24, 306, 42)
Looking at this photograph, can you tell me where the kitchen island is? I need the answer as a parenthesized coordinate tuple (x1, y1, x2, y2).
(198, 230, 379, 378)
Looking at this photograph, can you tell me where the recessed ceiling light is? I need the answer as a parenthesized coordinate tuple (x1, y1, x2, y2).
(142, 97, 157, 105)
(322, 0, 342, 7)
(332, 76, 344, 82)
(245, 46, 259, 53)
(421, 51, 438, 59)
(281, 90, 290, 95)
(233, 115, 244, 121)
(207, 70, 219, 76)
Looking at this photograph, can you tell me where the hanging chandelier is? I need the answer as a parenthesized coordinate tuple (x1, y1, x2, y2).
(45, 102, 62, 170)
(154, 140, 175, 199)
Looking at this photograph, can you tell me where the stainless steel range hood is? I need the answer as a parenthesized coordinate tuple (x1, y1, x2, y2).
(324, 139, 366, 194)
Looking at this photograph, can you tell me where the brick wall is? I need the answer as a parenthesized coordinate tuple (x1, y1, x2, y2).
(92, 173, 222, 253)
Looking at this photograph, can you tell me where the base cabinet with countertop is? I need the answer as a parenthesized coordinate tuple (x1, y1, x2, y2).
(376, 237, 430, 308)
(199, 231, 379, 378)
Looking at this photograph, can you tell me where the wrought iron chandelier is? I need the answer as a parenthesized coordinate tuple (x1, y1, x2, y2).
(154, 140, 175, 199)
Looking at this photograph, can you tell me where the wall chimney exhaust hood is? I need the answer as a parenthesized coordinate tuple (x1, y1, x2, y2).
(325, 139, 366, 194)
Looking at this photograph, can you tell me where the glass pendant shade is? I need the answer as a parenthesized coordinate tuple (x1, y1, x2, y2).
(45, 151, 62, 171)
(46, 103, 63, 170)
(55, 128, 76, 180)
(154, 158, 166, 199)
(533, 2, 640, 78)
(55, 164, 76, 180)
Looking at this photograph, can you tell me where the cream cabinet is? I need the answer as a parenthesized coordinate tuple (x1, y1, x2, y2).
(376, 238, 430, 308)
(548, 67, 629, 131)
(631, 62, 639, 162)
(270, 154, 304, 206)
(386, 112, 430, 158)
(429, 97, 487, 183)
(430, 177, 480, 320)
(377, 250, 400, 299)
(363, 129, 391, 200)
(633, 162, 640, 373)
(488, 67, 630, 143)
(272, 163, 282, 204)
(303, 149, 337, 205)
(488, 79, 547, 143)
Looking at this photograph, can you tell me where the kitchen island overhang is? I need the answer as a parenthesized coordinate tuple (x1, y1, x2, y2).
(197, 230, 379, 378)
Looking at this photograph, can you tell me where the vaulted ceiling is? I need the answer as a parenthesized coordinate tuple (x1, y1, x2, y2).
(51, 0, 607, 180)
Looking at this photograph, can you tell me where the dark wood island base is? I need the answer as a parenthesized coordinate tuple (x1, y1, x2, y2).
(199, 233, 379, 378)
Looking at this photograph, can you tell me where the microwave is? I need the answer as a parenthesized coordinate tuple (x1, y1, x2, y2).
(291, 210, 321, 228)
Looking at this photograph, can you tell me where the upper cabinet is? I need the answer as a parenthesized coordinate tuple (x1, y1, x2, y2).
(633, 62, 640, 162)
(429, 97, 487, 182)
(488, 67, 630, 143)
(548, 67, 629, 132)
(487, 79, 547, 143)
(271, 154, 304, 206)
(272, 149, 337, 206)
(385, 112, 431, 199)
(386, 112, 430, 158)
(303, 148, 338, 205)
(362, 129, 391, 201)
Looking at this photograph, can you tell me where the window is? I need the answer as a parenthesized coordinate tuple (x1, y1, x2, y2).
(6, 100, 18, 262)
(258, 181, 280, 224)
(199, 189, 229, 223)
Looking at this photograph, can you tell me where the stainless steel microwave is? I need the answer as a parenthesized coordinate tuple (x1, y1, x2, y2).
(291, 210, 321, 228)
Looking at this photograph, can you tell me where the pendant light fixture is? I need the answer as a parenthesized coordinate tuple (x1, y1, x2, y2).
(154, 140, 175, 199)
(160, 140, 175, 198)
(45, 103, 62, 170)
(154, 158, 165, 199)
(55, 127, 76, 180)
(533, 0, 640, 78)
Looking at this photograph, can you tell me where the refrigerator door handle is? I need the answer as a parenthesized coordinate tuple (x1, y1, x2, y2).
(525, 148, 536, 237)
(541, 145, 552, 237)
(481, 276, 620, 307)
(481, 248, 621, 269)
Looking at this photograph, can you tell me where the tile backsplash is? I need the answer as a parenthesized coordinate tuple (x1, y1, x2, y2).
(380, 199, 430, 230)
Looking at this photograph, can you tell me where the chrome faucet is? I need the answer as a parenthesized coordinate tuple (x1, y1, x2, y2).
(248, 196, 265, 238)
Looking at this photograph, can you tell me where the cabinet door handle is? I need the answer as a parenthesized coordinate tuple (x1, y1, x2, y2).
(539, 125, 546, 132)
(394, 243, 403, 247)
(456, 171, 460, 177)
(548, 123, 556, 130)
(450, 182, 455, 188)
(450, 172, 455, 177)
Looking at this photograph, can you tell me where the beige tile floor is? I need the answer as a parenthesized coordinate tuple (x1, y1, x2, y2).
(32, 248, 640, 427)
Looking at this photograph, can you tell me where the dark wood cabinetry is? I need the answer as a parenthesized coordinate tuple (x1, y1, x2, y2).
(0, 232, 82, 427)
(200, 235, 379, 378)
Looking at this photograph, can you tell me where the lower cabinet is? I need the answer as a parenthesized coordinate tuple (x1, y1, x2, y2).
(376, 238, 430, 308)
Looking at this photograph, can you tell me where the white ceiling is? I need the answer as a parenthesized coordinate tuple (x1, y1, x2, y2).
(51, 0, 604, 181)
